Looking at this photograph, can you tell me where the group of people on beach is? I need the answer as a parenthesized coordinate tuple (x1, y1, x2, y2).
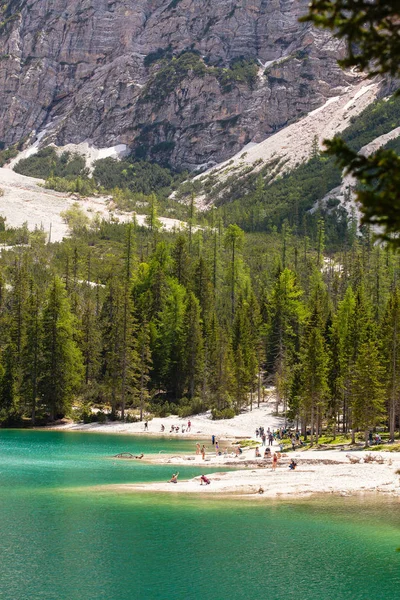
(158, 420, 192, 434)
(256, 427, 275, 446)
(169, 471, 211, 485)
(256, 426, 305, 451)
(255, 446, 272, 459)
(196, 437, 243, 459)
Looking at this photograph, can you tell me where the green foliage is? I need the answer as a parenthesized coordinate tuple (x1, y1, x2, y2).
(351, 340, 386, 443)
(325, 138, 400, 244)
(60, 203, 90, 235)
(303, 0, 400, 244)
(341, 96, 400, 151)
(0, 200, 399, 437)
(141, 52, 259, 104)
(14, 147, 88, 179)
(44, 176, 97, 196)
(141, 52, 208, 103)
(39, 277, 84, 419)
(144, 46, 173, 68)
(0, 145, 18, 166)
(211, 407, 235, 420)
(218, 58, 259, 92)
(178, 398, 204, 418)
(92, 157, 176, 196)
(198, 93, 400, 250)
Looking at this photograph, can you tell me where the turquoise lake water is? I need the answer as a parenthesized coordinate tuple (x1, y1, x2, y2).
(0, 430, 399, 600)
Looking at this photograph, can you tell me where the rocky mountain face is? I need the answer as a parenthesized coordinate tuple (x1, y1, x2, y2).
(0, 0, 357, 170)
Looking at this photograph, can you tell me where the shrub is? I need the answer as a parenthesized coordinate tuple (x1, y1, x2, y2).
(218, 58, 259, 91)
(14, 147, 88, 179)
(178, 397, 205, 418)
(97, 411, 107, 423)
(0, 145, 18, 167)
(144, 46, 173, 68)
(141, 52, 209, 104)
(92, 157, 174, 196)
(211, 407, 236, 420)
(72, 407, 97, 423)
(152, 401, 180, 417)
(125, 413, 140, 423)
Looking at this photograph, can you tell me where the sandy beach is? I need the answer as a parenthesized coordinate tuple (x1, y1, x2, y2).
(103, 447, 400, 499)
(50, 401, 400, 500)
(49, 398, 283, 439)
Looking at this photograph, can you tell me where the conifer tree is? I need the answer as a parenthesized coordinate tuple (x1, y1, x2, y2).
(40, 277, 83, 420)
(145, 193, 162, 235)
(184, 292, 204, 398)
(299, 287, 329, 444)
(0, 346, 16, 422)
(382, 287, 400, 441)
(81, 280, 101, 387)
(21, 283, 42, 423)
(100, 277, 123, 417)
(9, 255, 29, 402)
(171, 235, 190, 287)
(224, 224, 245, 321)
(208, 317, 234, 411)
(120, 224, 137, 420)
(187, 193, 196, 254)
(267, 268, 305, 414)
(331, 286, 356, 433)
(155, 280, 186, 398)
(232, 298, 258, 412)
(351, 340, 386, 447)
(192, 255, 214, 331)
(348, 284, 375, 440)
(137, 321, 152, 421)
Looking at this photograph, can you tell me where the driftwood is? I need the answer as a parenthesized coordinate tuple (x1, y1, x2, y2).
(113, 452, 144, 459)
(346, 454, 361, 464)
(364, 453, 385, 464)
(347, 453, 385, 464)
(114, 453, 134, 458)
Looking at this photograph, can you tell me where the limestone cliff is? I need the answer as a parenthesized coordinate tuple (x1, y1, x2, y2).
(0, 0, 356, 169)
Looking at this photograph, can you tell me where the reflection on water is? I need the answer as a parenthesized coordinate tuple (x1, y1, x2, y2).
(0, 430, 399, 600)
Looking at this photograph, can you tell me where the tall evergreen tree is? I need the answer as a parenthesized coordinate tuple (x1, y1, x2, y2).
(351, 340, 386, 447)
(382, 286, 400, 441)
(299, 287, 329, 444)
(39, 277, 83, 420)
(21, 283, 42, 423)
(224, 224, 245, 321)
(184, 292, 204, 398)
(137, 320, 152, 421)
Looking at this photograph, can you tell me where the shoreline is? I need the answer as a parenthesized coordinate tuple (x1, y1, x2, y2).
(104, 449, 400, 499)
(30, 404, 400, 500)
(41, 402, 283, 441)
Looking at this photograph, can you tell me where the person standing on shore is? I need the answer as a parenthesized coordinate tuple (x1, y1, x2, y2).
(196, 443, 201, 455)
(211, 435, 215, 445)
(187, 420, 191, 432)
(201, 445, 206, 460)
(144, 421, 148, 431)
(215, 440, 219, 455)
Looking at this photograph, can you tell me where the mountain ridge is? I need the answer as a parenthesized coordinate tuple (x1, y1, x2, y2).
(1, 0, 355, 169)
